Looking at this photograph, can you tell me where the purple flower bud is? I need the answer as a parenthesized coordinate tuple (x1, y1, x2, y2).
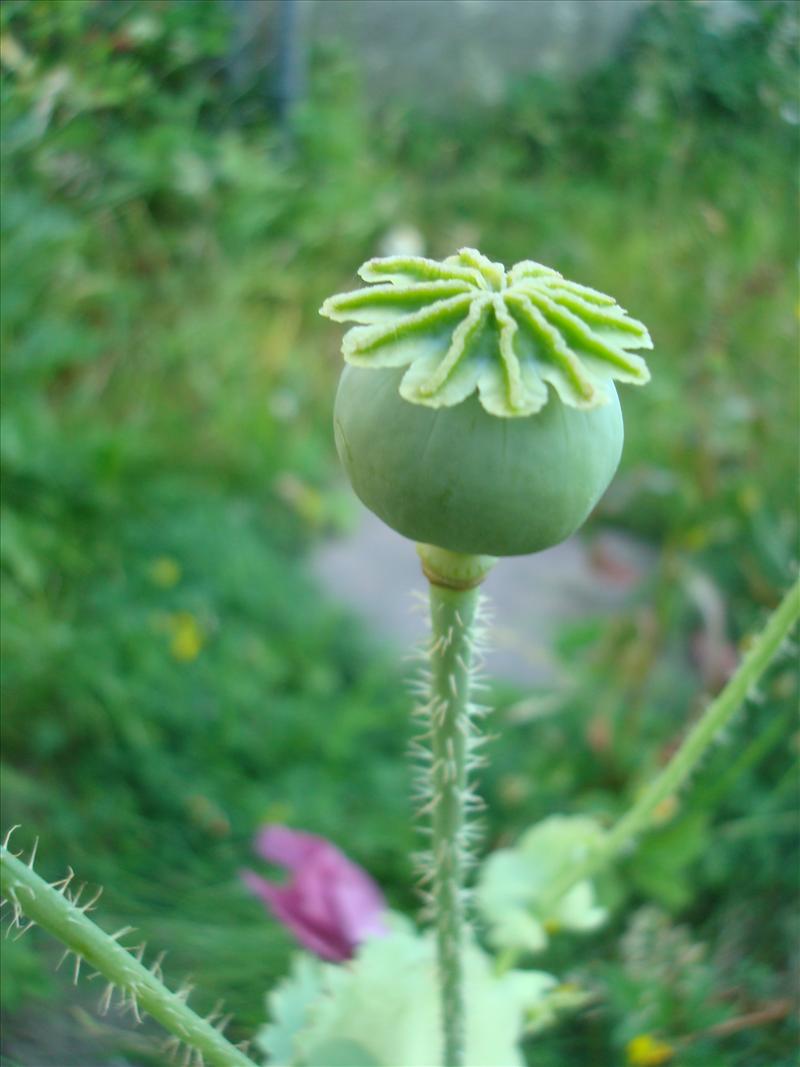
(241, 825, 388, 962)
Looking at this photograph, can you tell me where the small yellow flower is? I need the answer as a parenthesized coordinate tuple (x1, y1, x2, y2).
(148, 556, 181, 588)
(683, 524, 710, 551)
(169, 612, 203, 662)
(736, 484, 761, 515)
(626, 1033, 675, 1067)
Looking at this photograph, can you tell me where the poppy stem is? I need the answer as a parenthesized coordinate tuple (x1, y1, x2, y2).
(541, 574, 800, 911)
(417, 545, 495, 1067)
(0, 844, 257, 1067)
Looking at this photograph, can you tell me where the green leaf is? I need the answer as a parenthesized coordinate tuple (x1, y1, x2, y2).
(258, 955, 325, 1066)
(258, 920, 557, 1066)
(628, 811, 710, 910)
(305, 1039, 379, 1066)
(476, 815, 608, 953)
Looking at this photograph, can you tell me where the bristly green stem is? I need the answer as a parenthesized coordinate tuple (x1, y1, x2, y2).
(417, 545, 495, 1067)
(545, 575, 800, 908)
(428, 582, 478, 1067)
(0, 846, 257, 1067)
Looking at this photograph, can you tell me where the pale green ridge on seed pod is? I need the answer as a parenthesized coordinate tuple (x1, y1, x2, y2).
(320, 248, 652, 417)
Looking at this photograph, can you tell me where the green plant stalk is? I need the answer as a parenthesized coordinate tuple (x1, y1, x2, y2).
(695, 702, 793, 809)
(415, 547, 495, 1067)
(0, 847, 257, 1067)
(546, 575, 800, 907)
(427, 578, 481, 1067)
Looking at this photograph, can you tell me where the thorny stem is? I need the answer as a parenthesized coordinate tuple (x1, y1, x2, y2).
(544, 575, 800, 910)
(0, 846, 257, 1067)
(417, 545, 495, 1067)
(429, 583, 478, 1067)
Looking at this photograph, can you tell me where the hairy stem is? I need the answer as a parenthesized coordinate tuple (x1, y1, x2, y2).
(546, 575, 800, 907)
(417, 545, 495, 1067)
(0, 846, 257, 1067)
(429, 582, 478, 1066)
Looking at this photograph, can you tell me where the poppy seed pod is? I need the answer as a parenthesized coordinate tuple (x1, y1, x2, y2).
(335, 364, 624, 556)
(322, 248, 653, 557)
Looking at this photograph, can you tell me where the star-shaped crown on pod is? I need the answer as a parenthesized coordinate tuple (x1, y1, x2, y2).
(320, 247, 653, 418)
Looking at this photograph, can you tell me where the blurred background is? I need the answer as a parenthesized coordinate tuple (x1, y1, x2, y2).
(0, 1, 797, 1064)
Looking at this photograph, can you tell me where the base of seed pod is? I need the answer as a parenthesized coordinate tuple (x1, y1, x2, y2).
(334, 365, 624, 557)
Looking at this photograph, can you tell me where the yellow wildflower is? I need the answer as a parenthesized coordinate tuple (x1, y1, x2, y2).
(736, 484, 761, 515)
(626, 1033, 675, 1067)
(169, 612, 203, 662)
(683, 525, 710, 551)
(148, 556, 181, 588)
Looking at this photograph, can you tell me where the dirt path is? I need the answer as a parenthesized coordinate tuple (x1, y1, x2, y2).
(312, 505, 652, 685)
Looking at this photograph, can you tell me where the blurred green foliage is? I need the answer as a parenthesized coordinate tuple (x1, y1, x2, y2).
(1, 0, 797, 1064)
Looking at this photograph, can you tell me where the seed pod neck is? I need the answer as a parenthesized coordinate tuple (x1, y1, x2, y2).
(417, 544, 496, 590)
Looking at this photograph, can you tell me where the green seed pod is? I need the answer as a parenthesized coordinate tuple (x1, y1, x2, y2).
(335, 364, 623, 556)
(322, 249, 653, 557)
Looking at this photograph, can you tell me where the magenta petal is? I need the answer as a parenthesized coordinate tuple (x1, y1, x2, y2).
(254, 825, 328, 871)
(331, 872, 389, 944)
(244, 825, 389, 963)
(241, 869, 272, 901)
(318, 853, 388, 944)
(241, 868, 350, 961)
